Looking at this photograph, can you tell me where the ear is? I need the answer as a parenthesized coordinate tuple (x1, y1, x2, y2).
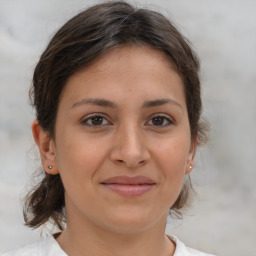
(185, 136, 198, 175)
(31, 120, 59, 175)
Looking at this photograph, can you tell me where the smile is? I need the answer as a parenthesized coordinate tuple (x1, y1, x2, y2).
(101, 175, 156, 197)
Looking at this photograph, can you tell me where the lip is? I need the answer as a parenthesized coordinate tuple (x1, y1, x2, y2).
(100, 175, 156, 197)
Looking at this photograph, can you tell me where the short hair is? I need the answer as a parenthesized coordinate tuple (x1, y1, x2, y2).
(24, 1, 208, 230)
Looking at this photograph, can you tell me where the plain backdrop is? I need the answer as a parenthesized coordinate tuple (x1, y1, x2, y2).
(0, 1, 256, 255)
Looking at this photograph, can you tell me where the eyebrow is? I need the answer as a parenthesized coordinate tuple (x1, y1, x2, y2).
(72, 98, 117, 108)
(71, 98, 182, 110)
(142, 98, 183, 110)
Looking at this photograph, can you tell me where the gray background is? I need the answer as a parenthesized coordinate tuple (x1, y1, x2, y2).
(0, 0, 255, 255)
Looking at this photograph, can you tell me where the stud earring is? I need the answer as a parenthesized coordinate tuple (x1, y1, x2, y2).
(189, 165, 193, 169)
(48, 165, 53, 169)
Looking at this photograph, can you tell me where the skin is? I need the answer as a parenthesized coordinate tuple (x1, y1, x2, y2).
(32, 45, 196, 256)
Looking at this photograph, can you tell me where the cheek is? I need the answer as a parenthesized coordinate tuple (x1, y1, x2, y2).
(151, 134, 190, 199)
(149, 137, 191, 210)
(152, 135, 191, 181)
(54, 133, 109, 182)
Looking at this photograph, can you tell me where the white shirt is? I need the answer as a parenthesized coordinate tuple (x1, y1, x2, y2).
(1, 235, 215, 256)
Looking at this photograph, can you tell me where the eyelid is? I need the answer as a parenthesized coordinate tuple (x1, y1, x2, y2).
(81, 113, 112, 127)
(146, 113, 175, 127)
(80, 112, 175, 128)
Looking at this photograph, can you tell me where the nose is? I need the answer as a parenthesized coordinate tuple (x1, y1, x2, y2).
(109, 124, 151, 168)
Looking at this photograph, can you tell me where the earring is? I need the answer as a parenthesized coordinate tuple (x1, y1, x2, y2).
(189, 165, 193, 169)
(48, 165, 53, 169)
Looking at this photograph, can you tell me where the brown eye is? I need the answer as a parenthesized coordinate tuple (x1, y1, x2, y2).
(152, 117, 165, 126)
(82, 115, 110, 126)
(147, 115, 173, 127)
(91, 116, 104, 125)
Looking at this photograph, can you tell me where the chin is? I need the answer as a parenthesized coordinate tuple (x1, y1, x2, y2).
(100, 206, 164, 234)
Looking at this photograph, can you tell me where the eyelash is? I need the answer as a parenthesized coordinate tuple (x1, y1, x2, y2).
(146, 114, 174, 127)
(81, 114, 174, 128)
(81, 114, 111, 127)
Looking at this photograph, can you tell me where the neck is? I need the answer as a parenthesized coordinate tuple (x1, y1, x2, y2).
(57, 215, 175, 256)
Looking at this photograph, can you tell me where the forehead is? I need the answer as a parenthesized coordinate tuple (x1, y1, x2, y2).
(83, 45, 177, 76)
(60, 45, 185, 106)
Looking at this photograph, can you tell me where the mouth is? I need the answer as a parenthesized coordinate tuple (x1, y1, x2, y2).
(100, 176, 156, 197)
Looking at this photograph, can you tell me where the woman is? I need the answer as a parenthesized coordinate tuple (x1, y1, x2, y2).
(2, 1, 214, 255)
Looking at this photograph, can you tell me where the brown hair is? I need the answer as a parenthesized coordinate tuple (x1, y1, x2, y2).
(24, 1, 208, 230)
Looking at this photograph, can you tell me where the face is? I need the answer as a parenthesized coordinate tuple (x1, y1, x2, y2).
(38, 45, 196, 234)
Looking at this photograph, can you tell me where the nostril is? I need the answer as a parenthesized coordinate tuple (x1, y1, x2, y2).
(114, 159, 147, 168)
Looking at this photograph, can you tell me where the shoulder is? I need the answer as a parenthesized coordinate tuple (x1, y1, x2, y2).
(1, 236, 67, 256)
(169, 235, 216, 256)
